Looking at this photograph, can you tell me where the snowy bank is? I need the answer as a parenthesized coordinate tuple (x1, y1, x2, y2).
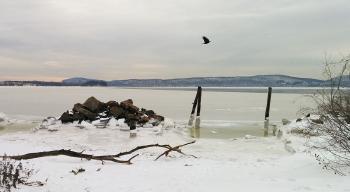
(280, 114, 326, 136)
(0, 118, 349, 192)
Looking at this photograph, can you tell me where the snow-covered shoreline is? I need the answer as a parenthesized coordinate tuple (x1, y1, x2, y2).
(0, 115, 349, 192)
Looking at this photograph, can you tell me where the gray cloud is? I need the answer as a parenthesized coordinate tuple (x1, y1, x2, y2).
(0, 0, 349, 80)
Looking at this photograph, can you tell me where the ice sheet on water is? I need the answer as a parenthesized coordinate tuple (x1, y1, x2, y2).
(0, 112, 29, 125)
(199, 120, 261, 129)
(0, 112, 41, 133)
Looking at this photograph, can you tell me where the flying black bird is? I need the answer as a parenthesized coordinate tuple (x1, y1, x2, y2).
(202, 36, 210, 44)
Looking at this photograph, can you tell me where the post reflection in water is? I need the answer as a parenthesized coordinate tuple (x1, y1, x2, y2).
(190, 127, 201, 138)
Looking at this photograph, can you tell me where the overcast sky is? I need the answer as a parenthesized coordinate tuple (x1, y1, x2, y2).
(0, 0, 349, 81)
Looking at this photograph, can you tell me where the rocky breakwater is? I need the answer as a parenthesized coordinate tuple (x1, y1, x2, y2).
(58, 96, 164, 129)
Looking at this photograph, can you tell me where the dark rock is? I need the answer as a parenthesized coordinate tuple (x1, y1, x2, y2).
(72, 112, 85, 122)
(144, 110, 155, 116)
(120, 99, 139, 113)
(58, 97, 165, 129)
(121, 99, 133, 105)
(311, 119, 324, 124)
(125, 113, 140, 122)
(59, 111, 74, 123)
(73, 103, 84, 112)
(296, 118, 302, 122)
(109, 106, 126, 118)
(106, 101, 119, 108)
(151, 122, 160, 126)
(150, 114, 164, 122)
(139, 116, 150, 124)
(73, 103, 97, 120)
(83, 96, 106, 113)
(127, 121, 136, 130)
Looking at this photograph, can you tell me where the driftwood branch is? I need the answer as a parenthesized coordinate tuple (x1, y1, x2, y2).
(155, 140, 197, 160)
(1, 141, 196, 165)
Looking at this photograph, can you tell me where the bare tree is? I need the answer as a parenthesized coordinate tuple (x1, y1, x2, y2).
(307, 54, 350, 175)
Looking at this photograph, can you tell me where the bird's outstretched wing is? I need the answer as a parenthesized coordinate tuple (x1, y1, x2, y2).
(202, 36, 210, 44)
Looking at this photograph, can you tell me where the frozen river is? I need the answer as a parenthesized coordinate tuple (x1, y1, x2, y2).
(0, 86, 315, 137)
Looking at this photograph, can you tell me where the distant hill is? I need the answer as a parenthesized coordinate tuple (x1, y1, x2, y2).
(323, 75, 350, 87)
(2, 75, 349, 87)
(62, 77, 107, 86)
(63, 75, 332, 87)
(62, 77, 94, 85)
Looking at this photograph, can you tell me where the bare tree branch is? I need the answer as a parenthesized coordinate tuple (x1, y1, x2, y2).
(0, 141, 196, 165)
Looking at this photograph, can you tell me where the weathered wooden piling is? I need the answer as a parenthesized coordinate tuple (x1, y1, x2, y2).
(265, 87, 272, 120)
(264, 87, 272, 137)
(188, 87, 200, 126)
(194, 86, 202, 129)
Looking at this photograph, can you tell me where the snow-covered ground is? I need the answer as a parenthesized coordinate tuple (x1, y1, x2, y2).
(0, 115, 349, 192)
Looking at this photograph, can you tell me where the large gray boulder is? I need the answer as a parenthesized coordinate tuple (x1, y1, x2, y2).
(106, 101, 119, 108)
(73, 103, 97, 120)
(109, 105, 126, 119)
(83, 96, 106, 113)
(59, 111, 74, 123)
(120, 99, 139, 114)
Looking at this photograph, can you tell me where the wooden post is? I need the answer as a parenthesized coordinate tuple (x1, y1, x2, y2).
(188, 87, 200, 126)
(265, 87, 272, 120)
(264, 87, 272, 137)
(194, 86, 202, 129)
(196, 87, 202, 117)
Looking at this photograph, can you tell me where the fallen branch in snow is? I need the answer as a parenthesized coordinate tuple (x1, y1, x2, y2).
(155, 140, 197, 160)
(0, 141, 196, 165)
(71, 168, 86, 175)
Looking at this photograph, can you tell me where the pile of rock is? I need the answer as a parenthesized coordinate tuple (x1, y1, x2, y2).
(59, 96, 164, 129)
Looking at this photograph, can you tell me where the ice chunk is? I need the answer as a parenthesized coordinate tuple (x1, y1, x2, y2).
(37, 117, 59, 130)
(162, 118, 175, 129)
(107, 117, 118, 127)
(284, 139, 296, 154)
(0, 112, 7, 122)
(0, 112, 9, 127)
(244, 135, 256, 139)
